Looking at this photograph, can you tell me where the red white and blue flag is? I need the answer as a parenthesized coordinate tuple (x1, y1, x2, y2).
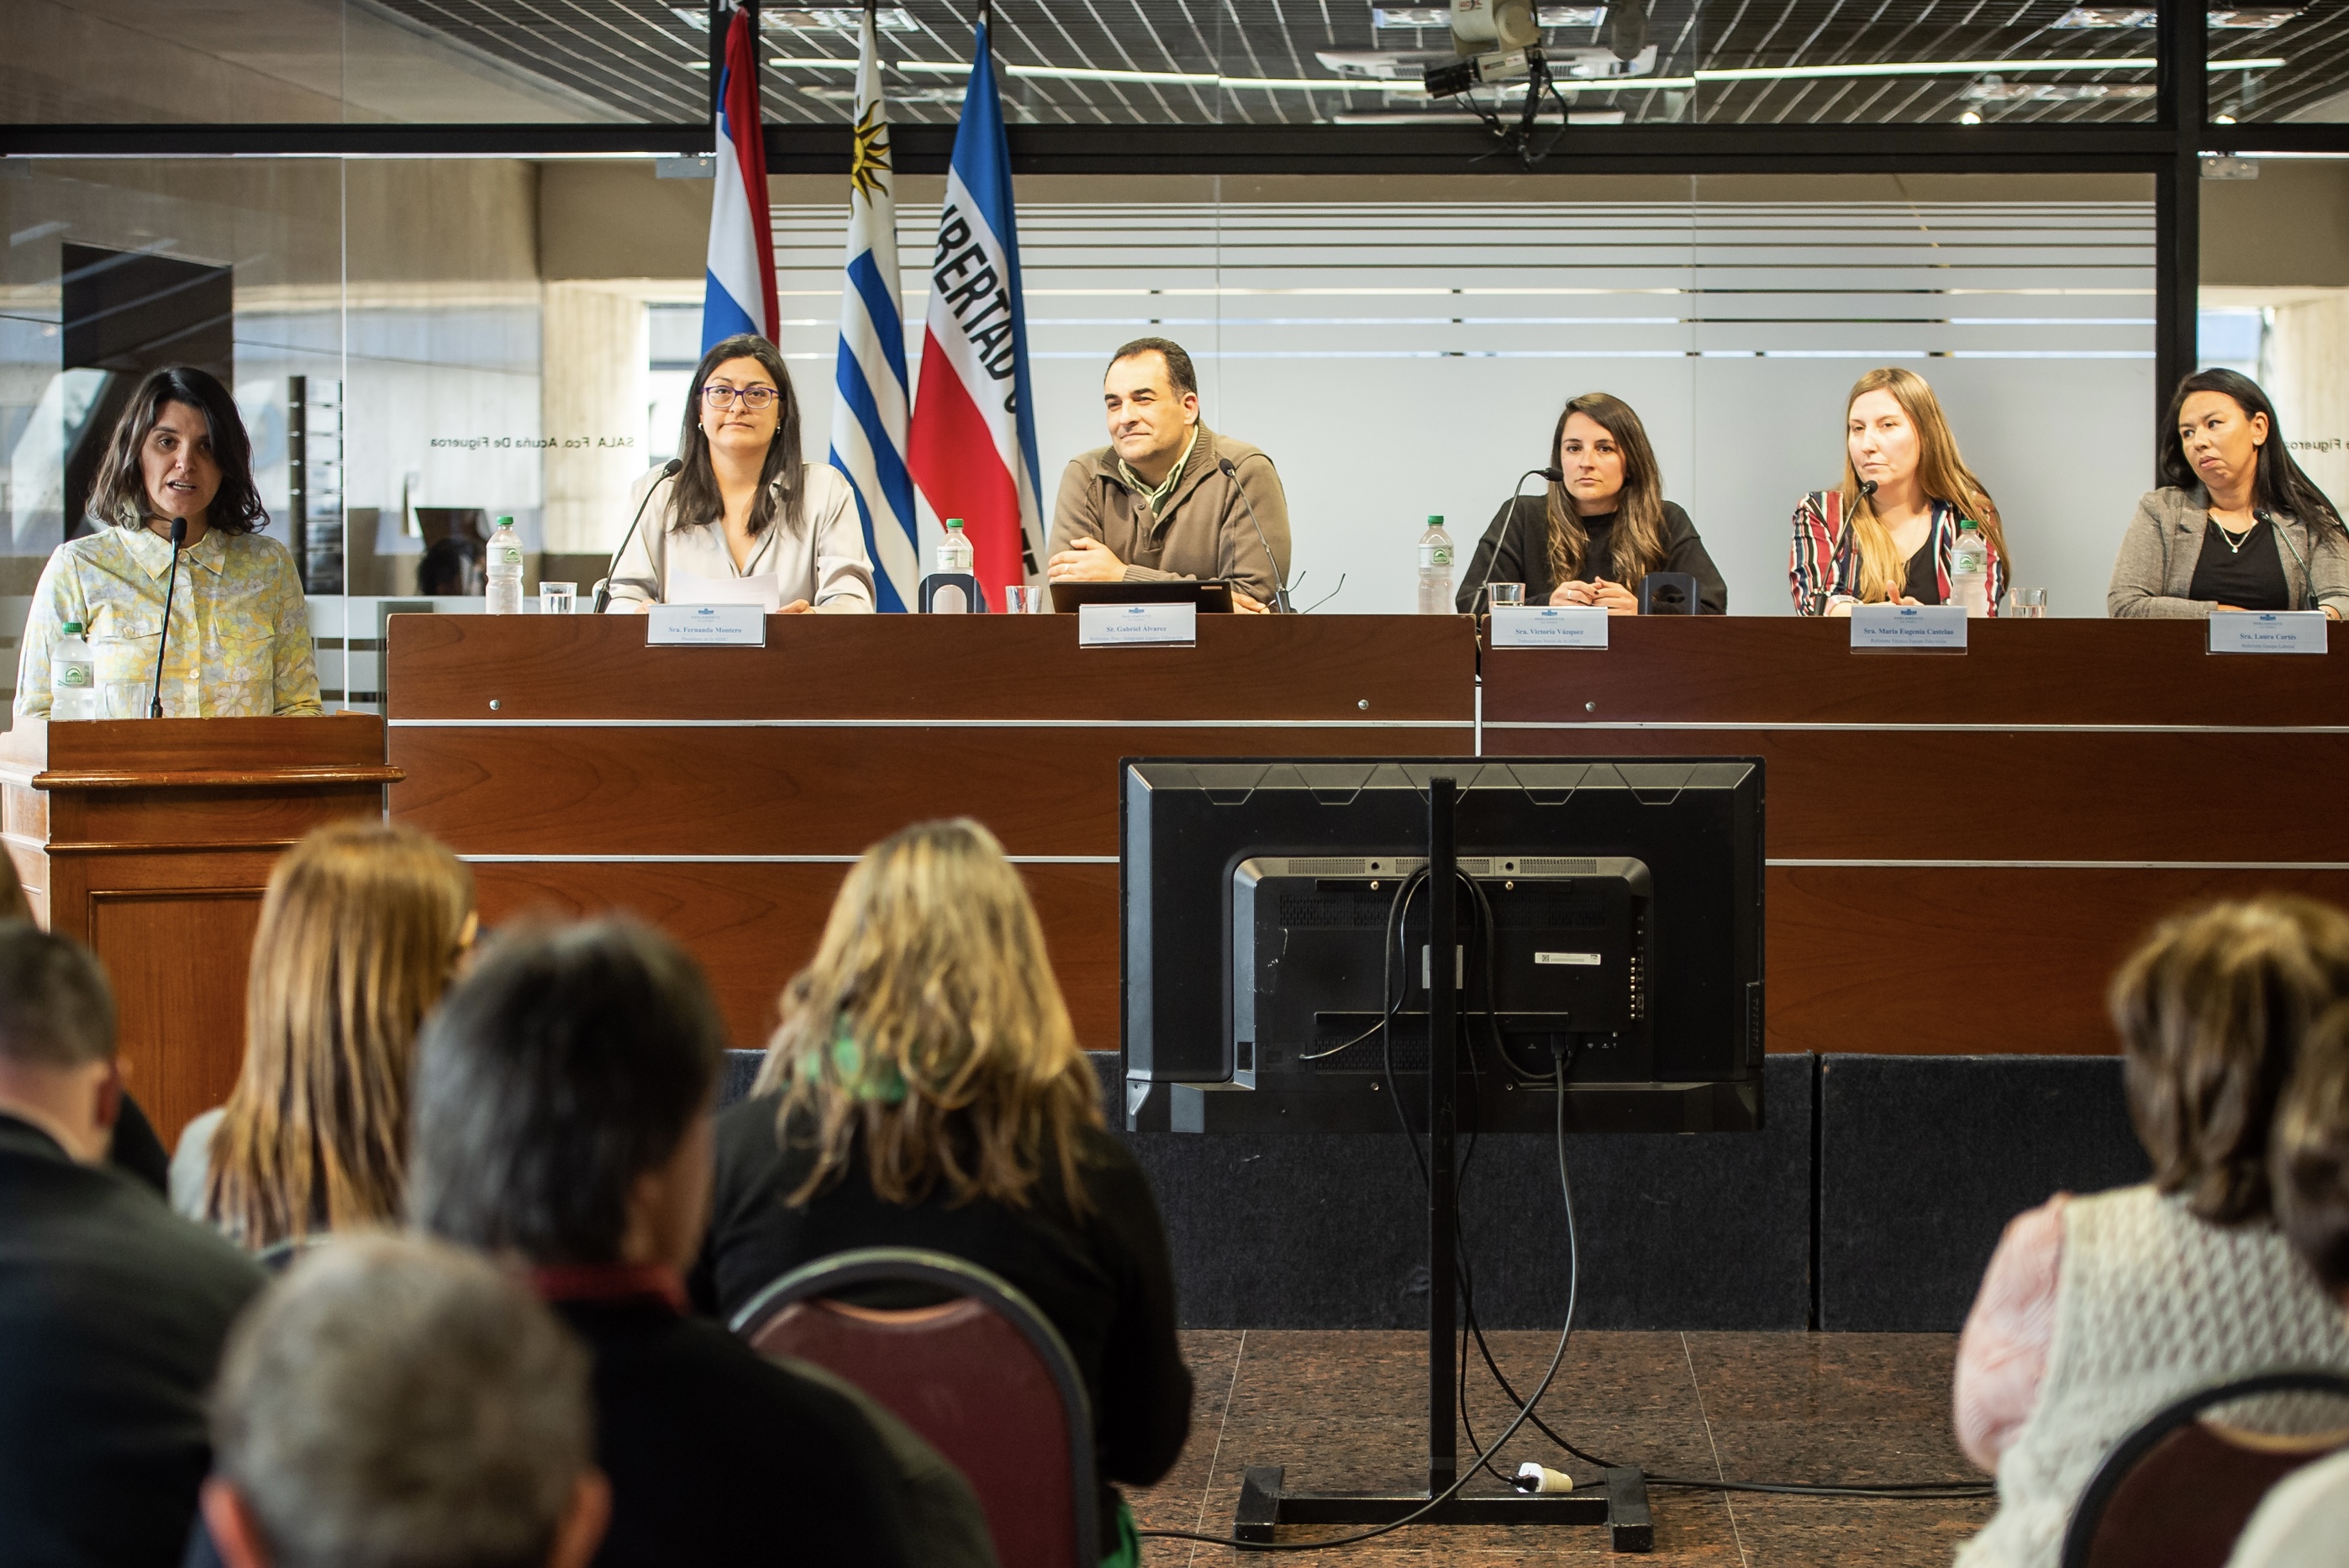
(703, 4, 777, 350)
(906, 18, 1043, 603)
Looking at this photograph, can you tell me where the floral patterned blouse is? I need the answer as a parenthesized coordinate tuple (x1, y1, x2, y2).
(15, 525, 323, 718)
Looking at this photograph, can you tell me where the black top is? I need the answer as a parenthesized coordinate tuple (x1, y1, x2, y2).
(0, 1113, 263, 1568)
(1902, 539, 1943, 606)
(556, 1293, 927, 1568)
(693, 1096, 1193, 1550)
(1455, 497, 1728, 613)
(2187, 517, 2294, 611)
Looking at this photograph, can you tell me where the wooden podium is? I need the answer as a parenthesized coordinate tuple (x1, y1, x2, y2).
(0, 717, 398, 1144)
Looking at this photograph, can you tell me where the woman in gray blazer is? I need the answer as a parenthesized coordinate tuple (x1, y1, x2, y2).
(2109, 368, 2349, 618)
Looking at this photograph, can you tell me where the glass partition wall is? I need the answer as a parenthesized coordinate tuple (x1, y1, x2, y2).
(3, 1, 2341, 707)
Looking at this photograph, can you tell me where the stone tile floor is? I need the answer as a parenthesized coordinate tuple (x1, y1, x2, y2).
(1128, 1330, 1989, 1565)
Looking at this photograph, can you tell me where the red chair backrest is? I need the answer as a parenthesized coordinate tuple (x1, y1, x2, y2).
(748, 1296, 1086, 1568)
(2077, 1422, 2344, 1568)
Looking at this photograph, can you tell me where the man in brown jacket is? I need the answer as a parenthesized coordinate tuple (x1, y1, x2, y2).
(1045, 337, 1290, 611)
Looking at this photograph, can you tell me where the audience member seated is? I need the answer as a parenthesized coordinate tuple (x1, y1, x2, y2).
(0, 923, 263, 1566)
(1951, 897, 2349, 1568)
(694, 818, 1193, 1565)
(2225, 1005, 2349, 1567)
(173, 820, 474, 1246)
(202, 1234, 608, 1568)
(0, 841, 170, 1190)
(410, 918, 993, 1568)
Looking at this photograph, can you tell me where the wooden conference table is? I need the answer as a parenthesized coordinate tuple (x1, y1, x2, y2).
(385, 613, 2349, 1068)
(18, 613, 2332, 1145)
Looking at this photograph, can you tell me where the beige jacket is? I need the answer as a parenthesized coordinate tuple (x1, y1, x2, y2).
(605, 463, 875, 611)
(2107, 484, 2349, 618)
(1047, 424, 1291, 606)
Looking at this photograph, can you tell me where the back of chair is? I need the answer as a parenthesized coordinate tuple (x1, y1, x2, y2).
(733, 1248, 1098, 1568)
(2061, 1368, 2349, 1568)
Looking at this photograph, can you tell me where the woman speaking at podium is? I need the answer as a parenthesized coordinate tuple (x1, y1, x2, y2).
(1456, 392, 1726, 614)
(1788, 367, 2009, 617)
(14, 366, 321, 718)
(602, 334, 875, 615)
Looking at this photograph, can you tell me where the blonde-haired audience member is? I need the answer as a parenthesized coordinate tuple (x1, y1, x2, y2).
(173, 819, 475, 1247)
(2225, 1006, 2349, 1568)
(693, 818, 1193, 1567)
(1952, 898, 2349, 1568)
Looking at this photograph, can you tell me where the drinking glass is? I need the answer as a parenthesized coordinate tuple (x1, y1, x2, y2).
(1487, 582, 1526, 608)
(1003, 585, 1047, 613)
(539, 581, 577, 616)
(103, 680, 150, 718)
(2009, 587, 2048, 619)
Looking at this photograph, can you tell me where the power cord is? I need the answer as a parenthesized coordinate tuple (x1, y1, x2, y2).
(1137, 988, 1586, 1552)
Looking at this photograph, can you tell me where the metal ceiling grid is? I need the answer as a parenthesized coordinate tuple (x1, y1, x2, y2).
(353, 1, 2349, 128)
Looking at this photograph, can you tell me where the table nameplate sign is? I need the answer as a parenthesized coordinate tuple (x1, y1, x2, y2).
(2208, 609, 2328, 655)
(1079, 602, 1197, 648)
(646, 604, 768, 647)
(1488, 604, 1609, 649)
(1851, 603, 1967, 651)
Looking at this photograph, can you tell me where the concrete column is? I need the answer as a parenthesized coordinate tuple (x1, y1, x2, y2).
(540, 282, 651, 555)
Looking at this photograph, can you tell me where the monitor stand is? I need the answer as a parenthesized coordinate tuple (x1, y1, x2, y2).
(1228, 774, 1654, 1552)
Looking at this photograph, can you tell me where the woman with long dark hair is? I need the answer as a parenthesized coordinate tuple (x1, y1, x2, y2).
(1456, 392, 1726, 613)
(603, 334, 875, 613)
(14, 366, 320, 717)
(2109, 368, 2349, 618)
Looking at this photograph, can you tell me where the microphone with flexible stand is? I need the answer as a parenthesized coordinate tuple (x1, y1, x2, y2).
(2257, 508, 2320, 613)
(1465, 466, 1563, 613)
(593, 458, 686, 613)
(1216, 456, 1289, 613)
(149, 518, 187, 718)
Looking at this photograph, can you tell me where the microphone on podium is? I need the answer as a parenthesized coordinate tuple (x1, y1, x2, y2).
(1218, 456, 1289, 613)
(149, 518, 187, 718)
(593, 458, 686, 613)
(1466, 466, 1563, 613)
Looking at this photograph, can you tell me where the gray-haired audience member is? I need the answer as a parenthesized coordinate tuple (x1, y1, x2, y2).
(202, 1234, 608, 1568)
(2225, 1006, 2349, 1568)
(408, 918, 994, 1568)
(0, 924, 263, 1566)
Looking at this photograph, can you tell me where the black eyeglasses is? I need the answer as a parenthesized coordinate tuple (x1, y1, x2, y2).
(703, 383, 779, 411)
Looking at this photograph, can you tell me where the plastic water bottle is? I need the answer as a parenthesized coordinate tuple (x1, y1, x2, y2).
(485, 515, 524, 615)
(1417, 515, 1455, 614)
(1950, 519, 1990, 618)
(50, 621, 97, 720)
(938, 518, 975, 576)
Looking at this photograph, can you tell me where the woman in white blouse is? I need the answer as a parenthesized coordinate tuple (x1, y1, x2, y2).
(603, 333, 876, 614)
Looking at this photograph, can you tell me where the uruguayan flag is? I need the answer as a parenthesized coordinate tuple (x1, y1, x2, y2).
(826, 12, 918, 612)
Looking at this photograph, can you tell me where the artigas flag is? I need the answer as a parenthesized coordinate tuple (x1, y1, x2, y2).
(826, 8, 918, 611)
(905, 18, 1044, 603)
(703, 3, 778, 349)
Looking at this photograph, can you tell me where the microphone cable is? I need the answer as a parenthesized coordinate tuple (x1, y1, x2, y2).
(149, 517, 187, 718)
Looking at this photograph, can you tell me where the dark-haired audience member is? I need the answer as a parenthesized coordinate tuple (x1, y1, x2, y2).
(695, 818, 1193, 1565)
(0, 844, 168, 1190)
(0, 923, 264, 1566)
(2110, 369, 2349, 618)
(2228, 1006, 2349, 1565)
(15, 365, 320, 718)
(174, 820, 476, 1248)
(203, 1234, 608, 1568)
(410, 918, 993, 1568)
(1951, 898, 2349, 1568)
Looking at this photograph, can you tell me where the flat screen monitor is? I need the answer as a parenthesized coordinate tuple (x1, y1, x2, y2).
(1121, 757, 1763, 1135)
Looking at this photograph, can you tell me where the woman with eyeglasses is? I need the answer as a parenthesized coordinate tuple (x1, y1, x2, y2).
(603, 334, 876, 614)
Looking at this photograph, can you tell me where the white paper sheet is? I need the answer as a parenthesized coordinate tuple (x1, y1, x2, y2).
(669, 569, 782, 614)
